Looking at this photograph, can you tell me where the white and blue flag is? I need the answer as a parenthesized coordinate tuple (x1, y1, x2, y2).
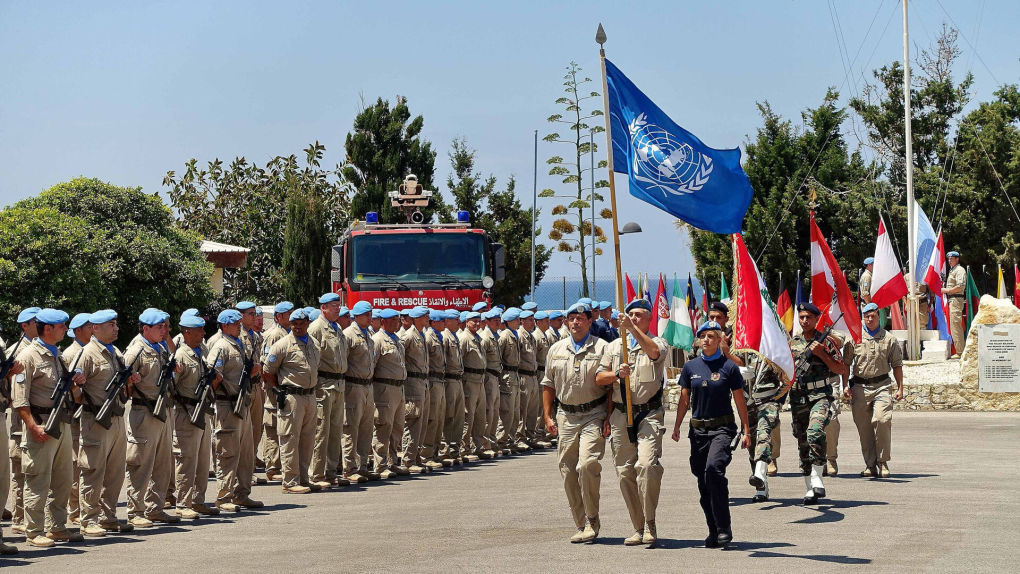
(605, 59, 753, 234)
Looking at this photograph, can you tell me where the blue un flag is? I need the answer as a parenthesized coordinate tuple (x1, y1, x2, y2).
(606, 59, 754, 234)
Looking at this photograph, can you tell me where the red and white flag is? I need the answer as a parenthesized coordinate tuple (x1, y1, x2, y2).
(733, 234, 795, 382)
(653, 273, 669, 336)
(870, 215, 908, 308)
(810, 213, 862, 344)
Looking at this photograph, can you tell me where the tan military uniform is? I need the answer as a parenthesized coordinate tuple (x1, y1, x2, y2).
(496, 328, 521, 447)
(371, 330, 406, 472)
(61, 340, 87, 524)
(399, 325, 430, 469)
(420, 327, 447, 465)
(12, 340, 73, 538)
(558, 325, 570, 340)
(7, 335, 32, 531)
(851, 328, 903, 468)
(124, 335, 174, 520)
(209, 334, 254, 504)
(441, 327, 465, 459)
(946, 264, 967, 355)
(480, 326, 501, 451)
(541, 335, 609, 529)
(532, 327, 552, 442)
(260, 324, 288, 477)
(171, 341, 212, 512)
(516, 326, 540, 445)
(599, 334, 669, 532)
(341, 324, 375, 478)
(1, 337, 9, 543)
(458, 329, 487, 455)
(860, 269, 873, 304)
(240, 327, 265, 469)
(308, 316, 347, 484)
(545, 326, 561, 344)
(264, 333, 320, 489)
(76, 338, 129, 530)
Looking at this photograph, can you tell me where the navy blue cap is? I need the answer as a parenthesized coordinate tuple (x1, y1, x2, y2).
(69, 313, 92, 330)
(139, 308, 170, 326)
(350, 301, 372, 316)
(709, 301, 729, 315)
(89, 309, 117, 324)
(36, 308, 69, 325)
(180, 315, 205, 328)
(319, 292, 341, 304)
(17, 307, 41, 323)
(625, 298, 652, 313)
(798, 302, 822, 316)
(274, 301, 295, 314)
(217, 310, 242, 324)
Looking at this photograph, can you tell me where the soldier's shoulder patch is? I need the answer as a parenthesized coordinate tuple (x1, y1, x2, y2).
(215, 358, 224, 368)
(13, 373, 25, 384)
(267, 354, 277, 363)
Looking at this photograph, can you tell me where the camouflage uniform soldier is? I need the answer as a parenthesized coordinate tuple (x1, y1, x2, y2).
(789, 303, 852, 505)
(942, 251, 966, 357)
(260, 301, 295, 482)
(732, 349, 787, 503)
(308, 294, 348, 488)
(420, 311, 448, 469)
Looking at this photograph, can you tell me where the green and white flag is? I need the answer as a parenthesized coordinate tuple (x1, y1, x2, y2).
(719, 271, 731, 301)
(663, 273, 694, 350)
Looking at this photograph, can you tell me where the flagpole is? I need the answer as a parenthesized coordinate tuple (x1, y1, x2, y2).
(531, 129, 538, 302)
(596, 24, 634, 432)
(903, 0, 920, 359)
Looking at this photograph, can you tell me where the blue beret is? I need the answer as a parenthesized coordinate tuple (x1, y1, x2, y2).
(862, 302, 879, 314)
(236, 301, 257, 311)
(429, 310, 445, 322)
(519, 310, 534, 319)
(371, 309, 381, 319)
(472, 302, 489, 312)
(599, 301, 612, 310)
(400, 308, 411, 316)
(578, 298, 592, 306)
(494, 304, 506, 312)
(611, 310, 620, 319)
(290, 308, 311, 321)
(534, 311, 549, 320)
(501, 307, 521, 322)
(521, 302, 538, 311)
(464, 311, 481, 321)
(17, 307, 41, 323)
(309, 309, 322, 321)
(625, 298, 652, 313)
(441, 310, 458, 320)
(574, 300, 592, 312)
(36, 308, 69, 325)
(182, 308, 200, 317)
(696, 321, 723, 336)
(338, 306, 349, 316)
(549, 310, 564, 319)
(217, 310, 242, 324)
(863, 257, 875, 265)
(69, 313, 92, 330)
(180, 315, 205, 328)
(89, 309, 117, 324)
(798, 302, 822, 316)
(350, 301, 372, 316)
(379, 308, 399, 319)
(409, 306, 429, 319)
(302, 306, 315, 315)
(318, 292, 341, 304)
(139, 308, 170, 326)
(947, 251, 960, 258)
(566, 303, 589, 316)
(274, 301, 295, 314)
(459, 311, 471, 322)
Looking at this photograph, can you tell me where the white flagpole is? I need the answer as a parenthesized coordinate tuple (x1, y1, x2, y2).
(903, 0, 920, 359)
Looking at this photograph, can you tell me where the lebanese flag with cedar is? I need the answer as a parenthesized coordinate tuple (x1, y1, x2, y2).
(810, 213, 862, 344)
(870, 215, 908, 308)
(733, 234, 796, 382)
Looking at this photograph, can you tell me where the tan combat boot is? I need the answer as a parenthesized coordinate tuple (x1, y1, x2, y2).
(28, 535, 55, 548)
(624, 529, 644, 546)
(176, 507, 200, 520)
(81, 524, 108, 538)
(767, 460, 778, 476)
(192, 503, 220, 516)
(642, 521, 657, 545)
(579, 515, 600, 542)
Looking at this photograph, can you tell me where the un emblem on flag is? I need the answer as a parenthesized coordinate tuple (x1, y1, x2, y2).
(629, 113, 713, 196)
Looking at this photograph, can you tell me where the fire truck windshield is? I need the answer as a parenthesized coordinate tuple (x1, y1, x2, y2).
(351, 233, 486, 284)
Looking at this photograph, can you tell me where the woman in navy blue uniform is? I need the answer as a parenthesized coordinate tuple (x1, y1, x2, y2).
(671, 321, 750, 548)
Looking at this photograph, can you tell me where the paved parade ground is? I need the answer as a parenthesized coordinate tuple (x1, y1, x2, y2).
(2, 411, 1018, 572)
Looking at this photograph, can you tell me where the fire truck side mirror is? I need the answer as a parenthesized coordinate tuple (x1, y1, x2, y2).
(332, 244, 345, 274)
(492, 243, 505, 281)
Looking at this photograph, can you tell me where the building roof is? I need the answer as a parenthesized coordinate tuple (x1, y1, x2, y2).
(200, 240, 250, 254)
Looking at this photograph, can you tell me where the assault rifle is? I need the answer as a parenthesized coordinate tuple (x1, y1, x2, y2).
(0, 339, 25, 406)
(44, 347, 85, 438)
(792, 311, 845, 379)
(189, 349, 220, 429)
(231, 350, 255, 418)
(151, 351, 178, 422)
(82, 352, 141, 430)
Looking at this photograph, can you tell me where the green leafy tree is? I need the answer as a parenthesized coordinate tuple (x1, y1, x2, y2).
(343, 96, 444, 224)
(165, 142, 353, 302)
(282, 189, 331, 303)
(539, 62, 610, 297)
(0, 177, 214, 346)
(444, 138, 551, 304)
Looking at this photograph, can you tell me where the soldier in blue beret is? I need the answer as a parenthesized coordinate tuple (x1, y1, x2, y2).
(259, 304, 295, 483)
(307, 292, 349, 489)
(341, 302, 378, 482)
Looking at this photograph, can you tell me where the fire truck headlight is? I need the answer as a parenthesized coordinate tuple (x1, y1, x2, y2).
(482, 276, 494, 288)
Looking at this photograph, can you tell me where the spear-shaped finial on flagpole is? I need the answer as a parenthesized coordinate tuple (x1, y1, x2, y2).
(596, 23, 607, 47)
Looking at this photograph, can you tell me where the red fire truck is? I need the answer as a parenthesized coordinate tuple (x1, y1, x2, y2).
(330, 175, 505, 310)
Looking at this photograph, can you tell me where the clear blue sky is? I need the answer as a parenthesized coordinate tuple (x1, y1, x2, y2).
(1, 1, 1015, 286)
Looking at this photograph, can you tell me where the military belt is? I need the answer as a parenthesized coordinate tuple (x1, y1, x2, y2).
(463, 367, 487, 375)
(373, 377, 404, 387)
(947, 294, 964, 299)
(347, 377, 373, 386)
(405, 371, 428, 381)
(283, 385, 316, 396)
(485, 368, 501, 376)
(30, 404, 71, 425)
(428, 370, 446, 379)
(690, 414, 735, 429)
(612, 389, 663, 416)
(558, 397, 605, 414)
(317, 371, 345, 382)
(519, 368, 537, 377)
(797, 377, 838, 391)
(501, 364, 519, 372)
(131, 396, 158, 411)
(850, 374, 892, 386)
(174, 395, 201, 407)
